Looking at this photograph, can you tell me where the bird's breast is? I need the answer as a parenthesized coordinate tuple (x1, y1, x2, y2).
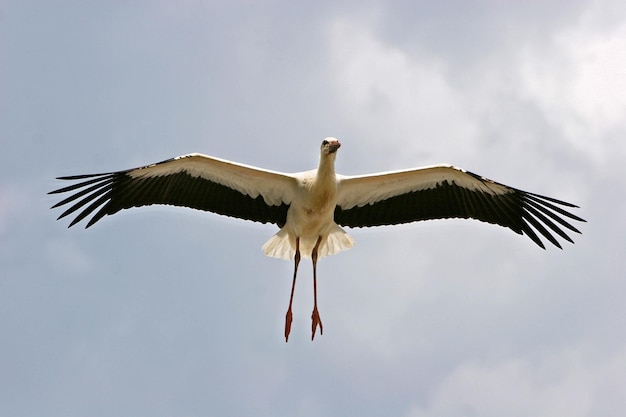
(309, 187, 336, 212)
(286, 183, 337, 237)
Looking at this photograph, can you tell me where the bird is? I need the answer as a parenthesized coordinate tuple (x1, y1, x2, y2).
(49, 138, 585, 341)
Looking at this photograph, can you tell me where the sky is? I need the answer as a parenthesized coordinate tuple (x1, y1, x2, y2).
(1, 1, 625, 416)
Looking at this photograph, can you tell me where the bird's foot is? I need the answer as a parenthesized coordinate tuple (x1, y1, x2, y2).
(311, 307, 323, 341)
(284, 308, 293, 342)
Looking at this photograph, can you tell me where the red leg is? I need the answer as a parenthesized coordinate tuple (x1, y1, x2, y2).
(311, 236, 324, 341)
(284, 237, 300, 342)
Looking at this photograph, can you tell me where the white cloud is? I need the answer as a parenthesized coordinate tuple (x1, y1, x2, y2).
(407, 347, 626, 417)
(326, 15, 480, 167)
(519, 16, 626, 162)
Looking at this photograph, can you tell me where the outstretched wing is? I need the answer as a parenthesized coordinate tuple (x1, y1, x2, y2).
(50, 153, 296, 228)
(335, 165, 585, 249)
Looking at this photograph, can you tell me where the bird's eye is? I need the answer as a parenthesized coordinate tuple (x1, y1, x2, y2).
(322, 140, 329, 146)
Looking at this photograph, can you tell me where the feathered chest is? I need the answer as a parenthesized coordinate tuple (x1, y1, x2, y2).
(293, 175, 338, 218)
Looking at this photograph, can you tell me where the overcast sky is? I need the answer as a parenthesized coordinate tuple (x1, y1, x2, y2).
(2, 1, 625, 416)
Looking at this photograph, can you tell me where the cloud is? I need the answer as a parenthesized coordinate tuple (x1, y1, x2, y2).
(326, 15, 480, 167)
(407, 346, 626, 417)
(519, 14, 626, 163)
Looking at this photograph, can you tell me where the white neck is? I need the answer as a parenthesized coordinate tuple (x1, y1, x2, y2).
(317, 153, 336, 180)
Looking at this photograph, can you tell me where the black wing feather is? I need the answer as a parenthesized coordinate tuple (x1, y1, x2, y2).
(334, 175, 585, 249)
(50, 169, 289, 228)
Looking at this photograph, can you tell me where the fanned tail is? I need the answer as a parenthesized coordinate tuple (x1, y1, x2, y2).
(262, 229, 295, 260)
(262, 224, 354, 260)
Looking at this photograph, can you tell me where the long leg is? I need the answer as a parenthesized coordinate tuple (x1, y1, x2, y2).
(311, 236, 324, 341)
(284, 237, 300, 343)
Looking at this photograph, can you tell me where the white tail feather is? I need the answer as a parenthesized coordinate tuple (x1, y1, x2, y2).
(262, 224, 355, 260)
(262, 229, 295, 260)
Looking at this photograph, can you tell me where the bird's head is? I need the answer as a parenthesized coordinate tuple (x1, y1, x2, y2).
(321, 138, 341, 155)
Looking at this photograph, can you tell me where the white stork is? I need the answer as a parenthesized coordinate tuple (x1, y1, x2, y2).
(49, 138, 585, 341)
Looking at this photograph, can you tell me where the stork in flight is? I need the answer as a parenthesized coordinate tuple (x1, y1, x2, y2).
(49, 138, 585, 342)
